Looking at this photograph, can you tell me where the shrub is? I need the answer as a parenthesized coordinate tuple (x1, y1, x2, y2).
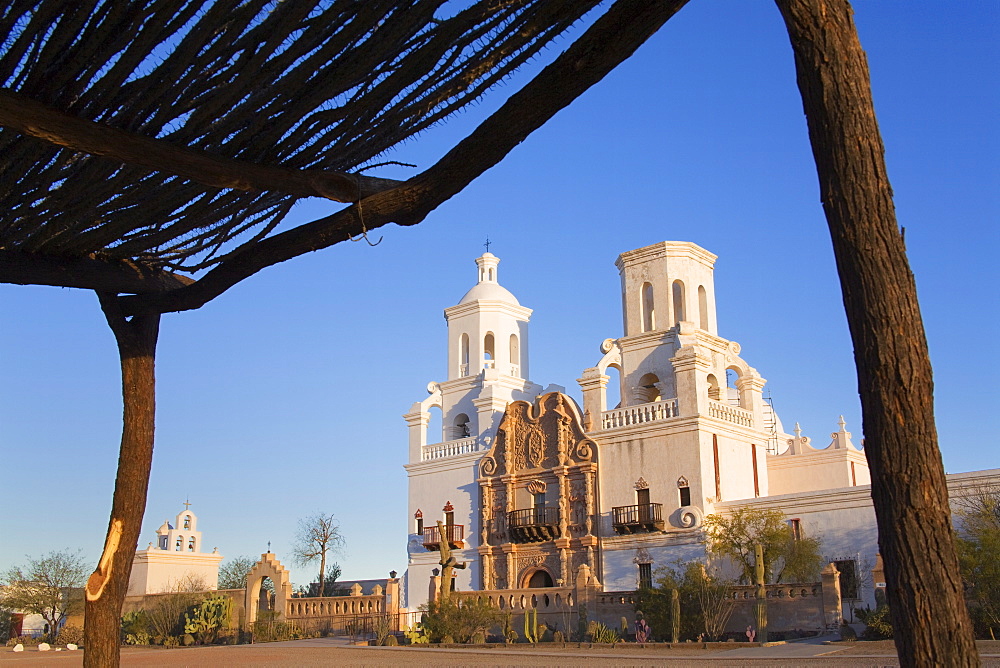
(856, 605, 893, 640)
(252, 611, 304, 643)
(373, 614, 393, 646)
(420, 597, 503, 643)
(838, 621, 857, 642)
(55, 625, 84, 646)
(7, 635, 41, 647)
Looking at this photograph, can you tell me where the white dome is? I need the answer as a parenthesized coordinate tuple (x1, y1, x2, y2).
(459, 281, 520, 305)
(457, 252, 520, 305)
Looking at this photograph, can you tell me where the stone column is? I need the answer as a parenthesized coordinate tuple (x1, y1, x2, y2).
(820, 562, 842, 629)
(403, 407, 429, 463)
(577, 369, 609, 429)
(670, 345, 712, 417)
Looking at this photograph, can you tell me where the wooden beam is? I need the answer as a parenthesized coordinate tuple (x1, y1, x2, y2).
(120, 0, 691, 316)
(0, 250, 192, 293)
(0, 89, 402, 202)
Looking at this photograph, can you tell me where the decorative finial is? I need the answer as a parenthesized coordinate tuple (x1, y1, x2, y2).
(267, 540, 271, 553)
(838, 415, 847, 429)
(794, 422, 802, 437)
(483, 236, 492, 253)
(183, 498, 192, 510)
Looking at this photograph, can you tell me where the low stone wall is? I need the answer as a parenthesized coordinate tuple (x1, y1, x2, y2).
(725, 583, 825, 634)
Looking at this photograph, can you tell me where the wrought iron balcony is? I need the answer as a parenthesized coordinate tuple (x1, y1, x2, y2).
(507, 507, 560, 543)
(422, 524, 464, 551)
(612, 503, 665, 534)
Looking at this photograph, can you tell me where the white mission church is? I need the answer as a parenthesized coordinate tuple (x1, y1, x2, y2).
(402, 240, 998, 611)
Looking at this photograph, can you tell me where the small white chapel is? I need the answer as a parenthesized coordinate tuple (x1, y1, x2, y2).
(126, 502, 223, 596)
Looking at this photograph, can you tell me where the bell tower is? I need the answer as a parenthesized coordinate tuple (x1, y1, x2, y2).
(403, 249, 552, 610)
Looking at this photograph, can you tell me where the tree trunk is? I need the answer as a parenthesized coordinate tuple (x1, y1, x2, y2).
(773, 1, 977, 665)
(319, 549, 327, 597)
(83, 293, 160, 667)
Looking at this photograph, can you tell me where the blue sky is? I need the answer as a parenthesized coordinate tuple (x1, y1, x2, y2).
(2, 2, 997, 587)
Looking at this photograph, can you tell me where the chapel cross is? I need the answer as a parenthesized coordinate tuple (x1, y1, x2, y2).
(484, 237, 492, 253)
(183, 499, 191, 510)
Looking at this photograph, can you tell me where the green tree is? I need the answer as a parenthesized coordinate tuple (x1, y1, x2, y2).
(703, 508, 822, 584)
(217, 556, 258, 590)
(0, 550, 88, 641)
(292, 513, 344, 599)
(954, 485, 1000, 637)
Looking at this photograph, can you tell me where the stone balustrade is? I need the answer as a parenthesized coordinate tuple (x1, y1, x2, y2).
(455, 586, 575, 612)
(728, 582, 821, 600)
(421, 436, 480, 461)
(708, 400, 754, 427)
(285, 593, 384, 618)
(600, 398, 679, 430)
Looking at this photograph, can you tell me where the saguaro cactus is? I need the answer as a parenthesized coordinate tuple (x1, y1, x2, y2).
(524, 607, 539, 643)
(754, 543, 768, 643)
(670, 588, 680, 644)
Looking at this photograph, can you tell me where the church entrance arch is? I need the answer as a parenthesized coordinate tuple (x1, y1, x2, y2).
(244, 553, 292, 625)
(523, 568, 554, 589)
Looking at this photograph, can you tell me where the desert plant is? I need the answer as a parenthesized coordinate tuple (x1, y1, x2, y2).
(403, 623, 429, 644)
(753, 543, 768, 643)
(856, 604, 893, 640)
(589, 621, 620, 644)
(7, 635, 41, 647)
(373, 614, 393, 646)
(839, 620, 857, 642)
(55, 625, 83, 646)
(421, 597, 502, 643)
(523, 607, 539, 643)
(184, 594, 233, 644)
(577, 602, 588, 641)
(670, 588, 681, 643)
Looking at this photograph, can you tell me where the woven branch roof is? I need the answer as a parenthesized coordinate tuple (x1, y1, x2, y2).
(0, 0, 601, 273)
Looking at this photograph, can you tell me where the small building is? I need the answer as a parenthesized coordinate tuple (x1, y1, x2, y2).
(126, 503, 223, 596)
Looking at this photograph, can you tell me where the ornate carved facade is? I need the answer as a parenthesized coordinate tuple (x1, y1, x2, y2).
(478, 392, 599, 590)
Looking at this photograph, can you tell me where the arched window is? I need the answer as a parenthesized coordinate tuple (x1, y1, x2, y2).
(453, 413, 472, 439)
(678, 477, 691, 507)
(183, 515, 191, 530)
(159, 536, 167, 550)
(698, 285, 709, 330)
(641, 282, 655, 332)
(488, 268, 495, 281)
(188, 537, 196, 552)
(509, 334, 520, 375)
(707, 374, 721, 401)
(635, 373, 661, 404)
(672, 280, 685, 325)
(484, 332, 495, 367)
(460, 333, 470, 376)
(175, 537, 183, 551)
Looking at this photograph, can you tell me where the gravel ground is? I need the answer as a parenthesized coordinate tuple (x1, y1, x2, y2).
(1, 640, 998, 667)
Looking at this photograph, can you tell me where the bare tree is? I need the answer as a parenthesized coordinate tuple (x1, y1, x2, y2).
(0, 550, 88, 641)
(292, 514, 345, 598)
